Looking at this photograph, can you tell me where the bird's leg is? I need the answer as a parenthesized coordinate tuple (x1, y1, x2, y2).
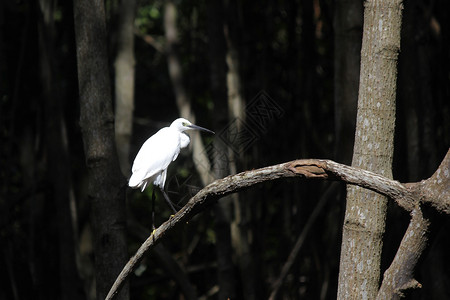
(151, 189, 156, 234)
(160, 188, 178, 215)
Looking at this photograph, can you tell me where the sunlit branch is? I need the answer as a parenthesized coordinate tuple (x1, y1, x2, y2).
(105, 150, 450, 300)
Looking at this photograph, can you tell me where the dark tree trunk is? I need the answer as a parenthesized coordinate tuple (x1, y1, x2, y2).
(333, 0, 363, 165)
(398, 1, 449, 299)
(398, 0, 439, 182)
(164, 0, 213, 186)
(114, 0, 136, 176)
(207, 1, 237, 299)
(38, 0, 85, 299)
(223, 1, 256, 299)
(73, 0, 129, 299)
(300, 0, 317, 155)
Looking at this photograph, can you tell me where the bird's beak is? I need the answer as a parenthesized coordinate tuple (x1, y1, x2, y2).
(188, 124, 215, 134)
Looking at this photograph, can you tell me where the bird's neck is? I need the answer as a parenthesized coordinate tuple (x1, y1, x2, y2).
(180, 132, 190, 148)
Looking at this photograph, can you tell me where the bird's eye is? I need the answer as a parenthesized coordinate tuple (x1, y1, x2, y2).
(182, 122, 187, 126)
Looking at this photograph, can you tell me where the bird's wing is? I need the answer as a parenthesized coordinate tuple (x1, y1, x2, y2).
(129, 128, 181, 187)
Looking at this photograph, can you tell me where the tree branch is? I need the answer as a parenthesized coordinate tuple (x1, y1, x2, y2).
(376, 207, 429, 300)
(294, 160, 416, 211)
(376, 148, 449, 299)
(415, 148, 450, 213)
(105, 154, 449, 300)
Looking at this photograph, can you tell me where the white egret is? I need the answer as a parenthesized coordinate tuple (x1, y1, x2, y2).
(129, 118, 214, 215)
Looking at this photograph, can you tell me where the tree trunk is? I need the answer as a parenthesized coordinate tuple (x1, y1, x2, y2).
(38, 1, 85, 299)
(164, 0, 213, 186)
(207, 1, 237, 299)
(114, 0, 136, 176)
(73, 0, 129, 299)
(333, 0, 363, 165)
(223, 1, 256, 299)
(337, 0, 403, 299)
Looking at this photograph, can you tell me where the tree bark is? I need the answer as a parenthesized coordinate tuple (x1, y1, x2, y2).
(337, 0, 404, 299)
(73, 1, 129, 299)
(114, 0, 136, 176)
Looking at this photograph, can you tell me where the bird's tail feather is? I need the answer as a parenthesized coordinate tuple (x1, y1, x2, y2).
(128, 173, 143, 189)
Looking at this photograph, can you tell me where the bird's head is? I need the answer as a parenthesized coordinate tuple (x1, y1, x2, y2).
(170, 118, 215, 134)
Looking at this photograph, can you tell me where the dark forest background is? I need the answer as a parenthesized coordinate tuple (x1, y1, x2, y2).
(1, 0, 449, 299)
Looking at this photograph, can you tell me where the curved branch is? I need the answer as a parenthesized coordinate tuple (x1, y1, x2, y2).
(105, 158, 439, 300)
(298, 160, 416, 211)
(376, 208, 429, 300)
(376, 148, 450, 298)
(416, 148, 450, 213)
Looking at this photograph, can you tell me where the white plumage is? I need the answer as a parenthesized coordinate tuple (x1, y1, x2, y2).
(129, 118, 214, 194)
